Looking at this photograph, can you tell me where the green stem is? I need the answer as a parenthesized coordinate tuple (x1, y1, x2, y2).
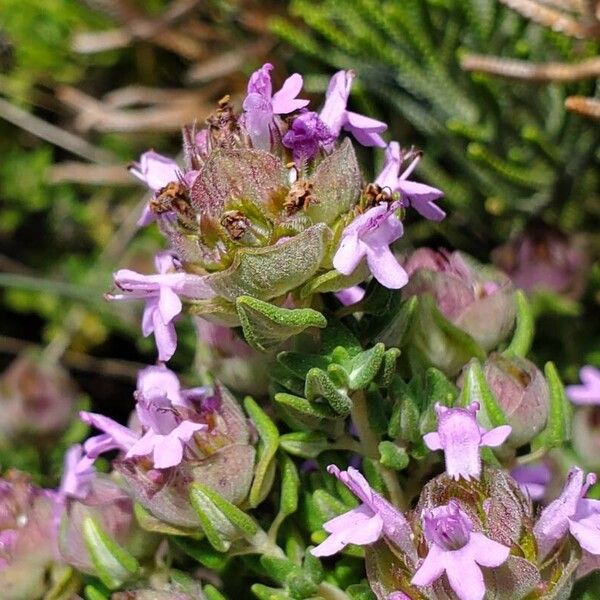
(317, 582, 352, 600)
(351, 390, 407, 509)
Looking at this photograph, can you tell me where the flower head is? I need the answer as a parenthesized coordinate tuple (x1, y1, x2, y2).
(375, 142, 445, 221)
(423, 402, 511, 480)
(282, 110, 335, 163)
(311, 465, 414, 559)
(333, 202, 407, 289)
(108, 252, 214, 361)
(242, 63, 309, 150)
(566, 366, 600, 406)
(319, 70, 387, 148)
(534, 466, 600, 560)
(411, 500, 510, 600)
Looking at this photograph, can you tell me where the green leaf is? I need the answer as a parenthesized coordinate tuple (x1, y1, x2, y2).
(189, 483, 257, 552)
(375, 347, 401, 388)
(171, 536, 228, 570)
(274, 392, 339, 420)
(260, 555, 298, 585)
(208, 223, 332, 302)
(279, 431, 330, 458)
(237, 295, 327, 351)
(244, 396, 280, 508)
(278, 452, 300, 517)
(306, 138, 362, 223)
(84, 585, 109, 600)
(533, 361, 572, 450)
(299, 265, 368, 299)
(389, 376, 421, 443)
(370, 296, 417, 347)
(424, 367, 459, 407)
(378, 441, 409, 471)
(277, 351, 331, 380)
(459, 359, 507, 428)
(203, 584, 229, 600)
(251, 583, 292, 600)
(134, 503, 199, 537)
(305, 368, 352, 415)
(504, 290, 534, 358)
(347, 343, 386, 390)
(321, 319, 362, 358)
(82, 517, 138, 590)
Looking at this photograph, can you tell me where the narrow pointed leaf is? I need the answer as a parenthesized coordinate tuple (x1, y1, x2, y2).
(82, 517, 138, 590)
(504, 290, 534, 358)
(347, 343, 386, 390)
(274, 392, 339, 419)
(305, 368, 352, 415)
(459, 359, 507, 428)
(244, 396, 280, 507)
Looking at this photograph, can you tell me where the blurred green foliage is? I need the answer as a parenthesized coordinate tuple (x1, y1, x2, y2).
(273, 0, 600, 252)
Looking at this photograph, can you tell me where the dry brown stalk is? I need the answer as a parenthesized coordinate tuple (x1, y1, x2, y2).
(565, 95, 600, 117)
(460, 54, 600, 81)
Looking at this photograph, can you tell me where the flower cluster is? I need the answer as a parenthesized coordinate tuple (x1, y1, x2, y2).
(113, 64, 445, 362)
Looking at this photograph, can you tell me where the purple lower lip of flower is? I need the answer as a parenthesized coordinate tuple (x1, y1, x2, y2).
(566, 366, 600, 406)
(423, 402, 511, 480)
(282, 110, 335, 163)
(412, 500, 510, 600)
(311, 465, 415, 560)
(333, 202, 408, 290)
(59, 444, 95, 501)
(534, 466, 600, 560)
(319, 70, 387, 148)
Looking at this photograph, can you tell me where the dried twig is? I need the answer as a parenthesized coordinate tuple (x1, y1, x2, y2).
(565, 95, 600, 117)
(48, 162, 135, 185)
(0, 97, 116, 163)
(461, 54, 600, 81)
(500, 0, 600, 38)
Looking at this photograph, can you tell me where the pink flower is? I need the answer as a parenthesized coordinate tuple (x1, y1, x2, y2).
(242, 63, 309, 150)
(335, 285, 366, 306)
(423, 402, 511, 480)
(333, 202, 408, 289)
(411, 500, 510, 600)
(311, 465, 415, 559)
(534, 466, 600, 560)
(130, 151, 180, 227)
(108, 252, 214, 361)
(80, 366, 207, 470)
(58, 444, 95, 501)
(375, 142, 445, 221)
(566, 366, 600, 406)
(319, 70, 387, 148)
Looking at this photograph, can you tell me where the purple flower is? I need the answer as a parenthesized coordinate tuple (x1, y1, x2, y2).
(567, 366, 600, 406)
(80, 367, 207, 470)
(282, 110, 335, 163)
(319, 70, 387, 148)
(375, 142, 445, 221)
(333, 202, 408, 289)
(108, 252, 214, 362)
(335, 285, 366, 306)
(423, 402, 511, 480)
(510, 463, 552, 501)
(130, 151, 180, 227)
(534, 466, 600, 560)
(411, 500, 510, 600)
(242, 63, 309, 150)
(311, 465, 415, 559)
(59, 444, 95, 501)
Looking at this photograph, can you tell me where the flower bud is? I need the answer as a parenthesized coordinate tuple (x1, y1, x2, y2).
(492, 225, 589, 300)
(0, 471, 59, 600)
(0, 353, 77, 444)
(469, 353, 549, 448)
(58, 475, 156, 576)
(402, 249, 516, 375)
